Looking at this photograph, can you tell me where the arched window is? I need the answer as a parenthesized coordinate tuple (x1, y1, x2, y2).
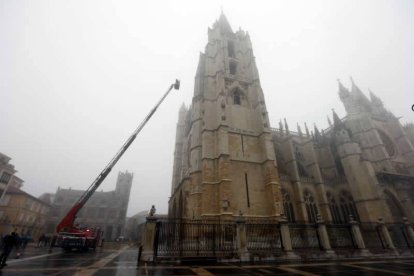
(275, 146, 288, 175)
(378, 130, 396, 157)
(282, 189, 296, 223)
(294, 146, 308, 177)
(327, 191, 342, 223)
(229, 61, 237, 75)
(294, 146, 305, 162)
(339, 191, 360, 222)
(384, 190, 405, 222)
(171, 199, 177, 218)
(304, 190, 318, 223)
(297, 163, 308, 177)
(233, 89, 241, 105)
(228, 41, 235, 57)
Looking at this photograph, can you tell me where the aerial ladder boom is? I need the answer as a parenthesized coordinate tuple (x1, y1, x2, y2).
(56, 79, 180, 233)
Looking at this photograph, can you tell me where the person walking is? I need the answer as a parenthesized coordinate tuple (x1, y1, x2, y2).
(37, 234, 45, 248)
(0, 232, 18, 268)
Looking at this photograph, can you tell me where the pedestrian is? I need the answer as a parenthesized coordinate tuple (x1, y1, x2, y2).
(13, 233, 22, 259)
(44, 235, 51, 247)
(0, 232, 18, 268)
(38, 234, 45, 248)
(21, 234, 29, 249)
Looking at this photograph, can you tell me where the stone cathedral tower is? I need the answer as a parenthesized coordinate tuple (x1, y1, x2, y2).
(169, 14, 283, 219)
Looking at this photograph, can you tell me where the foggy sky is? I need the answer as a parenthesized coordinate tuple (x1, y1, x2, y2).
(1, 0, 413, 216)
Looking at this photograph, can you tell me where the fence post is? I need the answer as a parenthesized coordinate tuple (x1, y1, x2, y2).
(141, 216, 158, 262)
(279, 216, 297, 258)
(378, 218, 398, 255)
(403, 217, 414, 247)
(348, 215, 370, 256)
(235, 213, 249, 262)
(316, 215, 334, 254)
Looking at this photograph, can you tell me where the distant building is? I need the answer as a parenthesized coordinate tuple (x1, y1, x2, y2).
(0, 152, 23, 189)
(124, 210, 148, 241)
(38, 193, 55, 205)
(45, 171, 133, 241)
(0, 152, 50, 240)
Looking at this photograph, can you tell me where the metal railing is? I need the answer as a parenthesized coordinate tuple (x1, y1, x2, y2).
(246, 221, 282, 253)
(149, 218, 414, 261)
(360, 223, 385, 250)
(289, 223, 321, 250)
(154, 219, 237, 258)
(387, 223, 413, 249)
(326, 224, 356, 249)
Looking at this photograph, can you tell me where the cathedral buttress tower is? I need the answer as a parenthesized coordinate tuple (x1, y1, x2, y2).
(169, 14, 283, 219)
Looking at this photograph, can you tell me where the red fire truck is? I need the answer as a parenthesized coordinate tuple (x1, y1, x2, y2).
(54, 80, 180, 251)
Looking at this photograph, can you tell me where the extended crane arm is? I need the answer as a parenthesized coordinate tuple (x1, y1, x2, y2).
(56, 79, 180, 233)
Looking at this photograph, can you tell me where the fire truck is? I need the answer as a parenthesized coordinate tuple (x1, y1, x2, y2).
(54, 80, 180, 251)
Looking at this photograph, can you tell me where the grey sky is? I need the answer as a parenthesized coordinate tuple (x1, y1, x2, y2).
(1, 0, 413, 216)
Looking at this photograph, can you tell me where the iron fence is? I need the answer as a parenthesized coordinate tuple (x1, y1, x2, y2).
(387, 223, 413, 249)
(326, 224, 356, 249)
(154, 219, 237, 258)
(246, 221, 282, 253)
(151, 218, 414, 260)
(360, 223, 385, 250)
(289, 223, 321, 250)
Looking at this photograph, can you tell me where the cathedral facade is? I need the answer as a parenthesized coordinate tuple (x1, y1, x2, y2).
(169, 14, 414, 224)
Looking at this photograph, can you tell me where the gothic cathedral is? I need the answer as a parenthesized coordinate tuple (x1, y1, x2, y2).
(169, 14, 414, 224)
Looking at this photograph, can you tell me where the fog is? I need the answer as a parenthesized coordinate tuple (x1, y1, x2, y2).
(1, 0, 413, 216)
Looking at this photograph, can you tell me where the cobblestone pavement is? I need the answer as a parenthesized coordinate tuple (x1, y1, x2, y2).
(1, 245, 414, 275)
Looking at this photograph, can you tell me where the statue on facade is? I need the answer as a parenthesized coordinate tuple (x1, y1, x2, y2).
(149, 205, 156, 217)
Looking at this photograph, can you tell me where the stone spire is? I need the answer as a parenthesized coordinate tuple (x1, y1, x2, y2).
(350, 77, 359, 91)
(179, 102, 187, 112)
(279, 120, 284, 135)
(332, 109, 345, 131)
(332, 109, 351, 145)
(297, 123, 303, 137)
(337, 79, 350, 99)
(327, 115, 332, 127)
(369, 89, 383, 106)
(284, 118, 290, 134)
(314, 124, 321, 141)
(178, 103, 188, 121)
(350, 76, 371, 105)
(217, 12, 233, 34)
(332, 109, 341, 124)
(304, 122, 310, 137)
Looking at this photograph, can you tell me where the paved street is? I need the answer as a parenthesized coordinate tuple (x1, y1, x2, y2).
(1, 245, 414, 275)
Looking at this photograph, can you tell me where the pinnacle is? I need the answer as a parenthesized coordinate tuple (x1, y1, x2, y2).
(337, 79, 350, 97)
(216, 12, 233, 34)
(332, 109, 341, 125)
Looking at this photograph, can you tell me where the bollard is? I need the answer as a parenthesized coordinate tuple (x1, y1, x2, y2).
(316, 214, 334, 254)
(136, 245, 143, 268)
(279, 215, 298, 259)
(235, 211, 249, 262)
(378, 218, 398, 255)
(141, 216, 158, 262)
(348, 215, 370, 256)
(402, 217, 414, 247)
